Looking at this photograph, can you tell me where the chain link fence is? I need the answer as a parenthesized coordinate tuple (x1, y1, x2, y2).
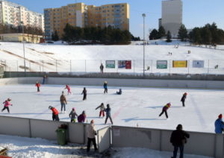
(1, 59, 224, 75)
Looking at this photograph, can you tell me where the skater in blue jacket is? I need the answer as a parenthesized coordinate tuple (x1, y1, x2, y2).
(215, 114, 224, 134)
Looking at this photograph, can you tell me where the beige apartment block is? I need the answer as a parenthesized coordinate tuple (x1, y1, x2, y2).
(44, 2, 129, 39)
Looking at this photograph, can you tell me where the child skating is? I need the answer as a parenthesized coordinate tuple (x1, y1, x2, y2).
(95, 103, 105, 117)
(35, 81, 41, 92)
(1, 98, 13, 113)
(159, 103, 171, 119)
(69, 108, 78, 122)
(64, 85, 72, 95)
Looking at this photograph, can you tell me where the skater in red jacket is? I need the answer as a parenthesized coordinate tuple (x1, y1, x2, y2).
(49, 106, 60, 121)
(64, 85, 72, 95)
(159, 103, 171, 119)
(35, 81, 41, 92)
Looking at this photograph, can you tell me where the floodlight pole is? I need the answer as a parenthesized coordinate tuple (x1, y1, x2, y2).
(21, 21, 26, 76)
(142, 13, 146, 77)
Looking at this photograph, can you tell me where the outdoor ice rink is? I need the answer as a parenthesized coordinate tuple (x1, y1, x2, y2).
(0, 83, 223, 133)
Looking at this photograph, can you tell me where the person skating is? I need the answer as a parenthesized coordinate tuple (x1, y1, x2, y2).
(104, 104, 113, 124)
(214, 114, 224, 134)
(116, 88, 122, 95)
(86, 120, 98, 152)
(180, 93, 187, 107)
(69, 108, 78, 122)
(103, 81, 108, 93)
(49, 106, 59, 121)
(170, 124, 190, 158)
(42, 75, 47, 84)
(60, 91, 67, 113)
(78, 111, 86, 123)
(35, 81, 41, 92)
(1, 98, 12, 113)
(95, 103, 105, 117)
(81, 87, 87, 100)
(159, 103, 171, 119)
(64, 85, 72, 95)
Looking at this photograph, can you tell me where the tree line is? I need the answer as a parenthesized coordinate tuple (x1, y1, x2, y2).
(59, 24, 132, 45)
(0, 24, 43, 35)
(149, 23, 224, 45)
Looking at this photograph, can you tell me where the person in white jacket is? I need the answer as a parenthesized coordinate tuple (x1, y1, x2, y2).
(86, 120, 98, 152)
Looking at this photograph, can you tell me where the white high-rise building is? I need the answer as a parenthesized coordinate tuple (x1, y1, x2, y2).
(0, 0, 44, 31)
(161, 0, 182, 38)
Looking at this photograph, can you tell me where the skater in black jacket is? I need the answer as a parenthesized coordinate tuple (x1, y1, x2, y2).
(180, 93, 187, 107)
(81, 87, 87, 100)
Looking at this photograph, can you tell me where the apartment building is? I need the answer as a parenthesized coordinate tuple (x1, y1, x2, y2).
(0, 0, 44, 31)
(161, 0, 182, 38)
(44, 2, 129, 40)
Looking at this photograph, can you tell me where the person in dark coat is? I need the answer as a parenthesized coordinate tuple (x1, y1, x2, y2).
(100, 63, 104, 73)
(104, 104, 113, 124)
(214, 114, 224, 134)
(159, 103, 171, 119)
(116, 88, 122, 95)
(180, 93, 187, 107)
(170, 124, 190, 158)
(81, 87, 87, 100)
(103, 81, 108, 93)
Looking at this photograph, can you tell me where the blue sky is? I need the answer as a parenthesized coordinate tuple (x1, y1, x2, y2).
(8, 0, 224, 38)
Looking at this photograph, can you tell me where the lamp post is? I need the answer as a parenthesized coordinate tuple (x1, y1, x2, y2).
(142, 13, 146, 77)
(21, 22, 26, 75)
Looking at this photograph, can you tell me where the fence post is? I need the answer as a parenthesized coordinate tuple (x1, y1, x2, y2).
(70, 60, 72, 72)
(56, 60, 57, 72)
(207, 60, 209, 74)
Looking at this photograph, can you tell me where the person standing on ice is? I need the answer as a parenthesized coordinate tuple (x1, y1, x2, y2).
(64, 85, 72, 95)
(1, 98, 12, 113)
(180, 92, 187, 107)
(35, 81, 41, 92)
(170, 124, 190, 158)
(103, 81, 108, 93)
(81, 87, 87, 100)
(60, 91, 67, 113)
(159, 103, 171, 119)
(49, 106, 59, 121)
(104, 104, 113, 124)
(215, 114, 224, 134)
(69, 108, 78, 122)
(42, 75, 47, 84)
(95, 103, 105, 117)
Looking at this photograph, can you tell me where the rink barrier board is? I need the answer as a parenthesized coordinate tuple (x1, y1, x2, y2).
(0, 115, 223, 158)
(0, 77, 224, 89)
